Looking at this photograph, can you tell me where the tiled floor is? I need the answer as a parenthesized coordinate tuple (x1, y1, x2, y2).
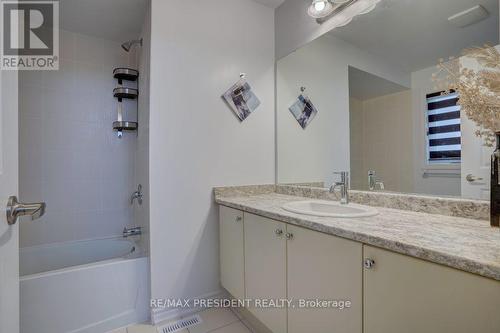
(109, 308, 251, 333)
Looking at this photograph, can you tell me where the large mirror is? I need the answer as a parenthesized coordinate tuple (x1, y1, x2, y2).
(277, 0, 499, 200)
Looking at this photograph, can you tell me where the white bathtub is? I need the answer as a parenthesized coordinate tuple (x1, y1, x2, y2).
(20, 238, 150, 333)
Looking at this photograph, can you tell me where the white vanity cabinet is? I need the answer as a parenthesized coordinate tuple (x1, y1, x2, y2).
(244, 212, 288, 333)
(220, 208, 363, 333)
(363, 245, 500, 333)
(219, 206, 245, 300)
(219, 206, 500, 333)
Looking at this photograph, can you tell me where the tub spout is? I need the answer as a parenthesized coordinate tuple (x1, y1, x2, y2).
(6, 196, 46, 225)
(123, 226, 142, 238)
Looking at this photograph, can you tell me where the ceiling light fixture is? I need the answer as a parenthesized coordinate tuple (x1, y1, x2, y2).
(308, 0, 334, 19)
(308, 0, 381, 26)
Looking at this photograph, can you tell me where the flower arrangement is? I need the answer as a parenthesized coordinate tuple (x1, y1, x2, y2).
(432, 45, 500, 147)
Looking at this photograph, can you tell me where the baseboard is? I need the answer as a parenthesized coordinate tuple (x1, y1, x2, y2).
(229, 303, 271, 333)
(151, 289, 227, 325)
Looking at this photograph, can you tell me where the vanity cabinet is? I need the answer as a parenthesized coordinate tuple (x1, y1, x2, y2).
(219, 206, 245, 300)
(363, 245, 500, 333)
(287, 224, 362, 333)
(219, 206, 500, 333)
(220, 209, 363, 333)
(244, 212, 287, 333)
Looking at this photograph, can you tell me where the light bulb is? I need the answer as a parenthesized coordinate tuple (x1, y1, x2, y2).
(314, 1, 326, 11)
(308, 0, 334, 18)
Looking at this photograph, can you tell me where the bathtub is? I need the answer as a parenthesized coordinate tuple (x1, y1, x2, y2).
(20, 238, 149, 333)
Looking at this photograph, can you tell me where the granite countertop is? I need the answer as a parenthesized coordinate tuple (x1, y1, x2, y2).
(215, 189, 500, 281)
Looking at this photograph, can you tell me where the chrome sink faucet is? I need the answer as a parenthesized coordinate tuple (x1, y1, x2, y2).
(368, 170, 385, 191)
(330, 171, 349, 205)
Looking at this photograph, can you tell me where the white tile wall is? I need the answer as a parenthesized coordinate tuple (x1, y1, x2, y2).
(19, 29, 139, 247)
(134, 4, 151, 254)
(134, 8, 151, 253)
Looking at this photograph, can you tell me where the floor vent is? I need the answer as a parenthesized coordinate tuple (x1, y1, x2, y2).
(157, 315, 203, 333)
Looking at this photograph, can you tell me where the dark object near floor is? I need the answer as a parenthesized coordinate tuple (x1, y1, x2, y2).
(491, 132, 500, 227)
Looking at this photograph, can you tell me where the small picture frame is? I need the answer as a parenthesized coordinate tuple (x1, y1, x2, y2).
(289, 94, 318, 129)
(222, 79, 261, 121)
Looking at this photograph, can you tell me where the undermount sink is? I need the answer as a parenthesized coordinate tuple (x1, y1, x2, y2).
(282, 200, 379, 218)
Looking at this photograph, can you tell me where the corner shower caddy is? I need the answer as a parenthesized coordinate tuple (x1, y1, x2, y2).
(113, 68, 139, 138)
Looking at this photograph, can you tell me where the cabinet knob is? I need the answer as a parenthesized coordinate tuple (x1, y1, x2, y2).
(364, 258, 375, 269)
(235, 216, 242, 222)
(275, 229, 283, 236)
(286, 232, 294, 240)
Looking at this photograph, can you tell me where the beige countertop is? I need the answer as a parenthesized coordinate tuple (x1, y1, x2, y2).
(215, 188, 500, 281)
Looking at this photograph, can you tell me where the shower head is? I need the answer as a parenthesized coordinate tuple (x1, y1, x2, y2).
(121, 38, 143, 52)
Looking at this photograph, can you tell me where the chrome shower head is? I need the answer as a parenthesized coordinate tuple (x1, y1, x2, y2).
(121, 38, 143, 52)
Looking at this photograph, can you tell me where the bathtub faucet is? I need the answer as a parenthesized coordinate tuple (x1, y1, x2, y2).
(131, 184, 143, 205)
(123, 226, 142, 238)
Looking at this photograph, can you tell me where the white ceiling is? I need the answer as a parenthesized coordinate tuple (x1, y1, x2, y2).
(60, 0, 148, 42)
(252, 0, 287, 8)
(349, 66, 408, 100)
(60, 0, 282, 41)
(330, 0, 499, 72)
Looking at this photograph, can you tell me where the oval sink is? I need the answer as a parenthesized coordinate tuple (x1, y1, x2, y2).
(282, 200, 378, 218)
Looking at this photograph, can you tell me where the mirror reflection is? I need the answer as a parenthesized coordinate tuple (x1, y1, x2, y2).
(277, 0, 499, 200)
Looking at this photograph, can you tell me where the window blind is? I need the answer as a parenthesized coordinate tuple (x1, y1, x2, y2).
(426, 91, 461, 163)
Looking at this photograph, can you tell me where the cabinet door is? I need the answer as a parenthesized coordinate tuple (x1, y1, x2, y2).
(244, 213, 287, 333)
(287, 225, 362, 333)
(219, 206, 245, 300)
(364, 245, 500, 333)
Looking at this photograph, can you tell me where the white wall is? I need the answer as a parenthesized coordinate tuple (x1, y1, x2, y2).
(350, 91, 415, 193)
(149, 0, 275, 316)
(19, 30, 138, 247)
(277, 33, 410, 186)
(411, 65, 461, 196)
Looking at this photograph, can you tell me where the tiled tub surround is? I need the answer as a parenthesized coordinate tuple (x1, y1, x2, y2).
(214, 185, 500, 281)
(19, 29, 139, 247)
